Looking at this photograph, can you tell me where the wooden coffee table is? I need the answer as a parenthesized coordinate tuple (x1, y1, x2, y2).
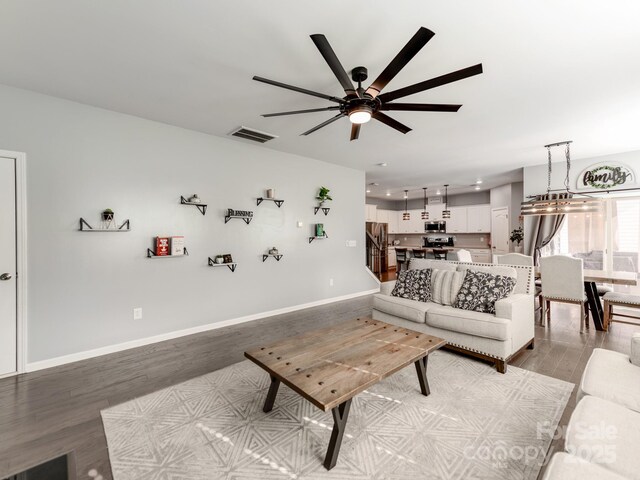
(244, 317, 446, 470)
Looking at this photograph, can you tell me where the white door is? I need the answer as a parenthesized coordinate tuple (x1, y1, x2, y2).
(0, 156, 17, 376)
(491, 207, 510, 256)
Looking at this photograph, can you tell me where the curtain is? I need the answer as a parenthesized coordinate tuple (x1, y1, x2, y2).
(525, 194, 568, 265)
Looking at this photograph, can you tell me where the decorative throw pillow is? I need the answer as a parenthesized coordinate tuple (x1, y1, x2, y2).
(452, 269, 517, 314)
(391, 268, 433, 303)
(431, 269, 466, 306)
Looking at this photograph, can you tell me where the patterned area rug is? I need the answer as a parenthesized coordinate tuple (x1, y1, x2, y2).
(101, 351, 573, 480)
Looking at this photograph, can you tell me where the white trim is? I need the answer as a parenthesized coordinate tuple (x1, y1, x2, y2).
(26, 288, 379, 372)
(0, 150, 27, 376)
(365, 265, 381, 285)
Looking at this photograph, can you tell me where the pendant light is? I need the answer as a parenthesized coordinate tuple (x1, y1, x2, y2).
(403, 190, 410, 220)
(521, 141, 602, 216)
(442, 185, 451, 219)
(421, 187, 429, 220)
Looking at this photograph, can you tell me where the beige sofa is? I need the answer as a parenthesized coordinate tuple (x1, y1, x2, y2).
(373, 259, 535, 373)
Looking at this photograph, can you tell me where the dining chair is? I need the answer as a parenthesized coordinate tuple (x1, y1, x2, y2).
(395, 248, 408, 273)
(497, 253, 542, 312)
(412, 249, 426, 259)
(539, 255, 589, 333)
(454, 249, 473, 263)
(603, 292, 640, 330)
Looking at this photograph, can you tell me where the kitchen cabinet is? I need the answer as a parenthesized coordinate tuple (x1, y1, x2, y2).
(427, 204, 444, 221)
(387, 210, 399, 233)
(365, 204, 377, 222)
(397, 209, 424, 233)
(467, 205, 491, 232)
(445, 206, 467, 233)
(388, 248, 396, 268)
(376, 209, 390, 224)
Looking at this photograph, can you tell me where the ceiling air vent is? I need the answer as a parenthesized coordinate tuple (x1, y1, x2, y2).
(228, 126, 278, 144)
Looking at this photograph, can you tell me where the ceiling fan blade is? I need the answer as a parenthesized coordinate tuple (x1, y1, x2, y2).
(372, 112, 412, 134)
(365, 27, 435, 99)
(350, 124, 361, 141)
(380, 103, 462, 112)
(262, 106, 341, 118)
(310, 34, 358, 98)
(253, 76, 343, 103)
(301, 113, 346, 136)
(378, 63, 483, 103)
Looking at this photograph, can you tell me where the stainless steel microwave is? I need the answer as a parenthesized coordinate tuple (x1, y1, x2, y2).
(425, 221, 446, 233)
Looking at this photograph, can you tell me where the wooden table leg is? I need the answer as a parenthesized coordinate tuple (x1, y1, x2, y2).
(323, 399, 352, 470)
(584, 281, 604, 331)
(263, 375, 280, 413)
(414, 355, 430, 396)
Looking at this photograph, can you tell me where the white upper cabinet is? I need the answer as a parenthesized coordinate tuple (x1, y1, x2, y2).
(365, 204, 377, 222)
(467, 205, 491, 232)
(376, 209, 390, 223)
(445, 206, 467, 233)
(388, 210, 399, 233)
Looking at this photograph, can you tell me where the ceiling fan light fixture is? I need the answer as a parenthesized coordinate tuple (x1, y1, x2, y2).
(349, 105, 373, 124)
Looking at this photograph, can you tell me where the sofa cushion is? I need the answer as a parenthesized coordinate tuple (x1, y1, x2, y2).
(391, 268, 432, 302)
(431, 269, 465, 306)
(425, 304, 510, 341)
(566, 396, 640, 480)
(457, 264, 517, 279)
(409, 258, 457, 271)
(373, 293, 436, 324)
(452, 269, 517, 314)
(578, 347, 640, 413)
(542, 452, 628, 480)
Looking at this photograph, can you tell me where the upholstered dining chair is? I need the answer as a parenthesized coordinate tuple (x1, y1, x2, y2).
(539, 255, 589, 333)
(497, 253, 542, 312)
(395, 248, 408, 273)
(453, 249, 473, 262)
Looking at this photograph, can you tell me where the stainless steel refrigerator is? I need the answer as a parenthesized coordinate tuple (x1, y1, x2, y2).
(366, 222, 388, 272)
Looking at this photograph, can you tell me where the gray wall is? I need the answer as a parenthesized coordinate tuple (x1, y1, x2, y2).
(366, 191, 490, 210)
(0, 85, 377, 363)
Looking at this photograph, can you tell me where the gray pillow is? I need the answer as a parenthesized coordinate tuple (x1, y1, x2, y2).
(391, 268, 433, 303)
(452, 269, 516, 314)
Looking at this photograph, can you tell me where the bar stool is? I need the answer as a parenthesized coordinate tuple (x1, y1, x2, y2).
(395, 248, 408, 273)
(433, 248, 448, 260)
(412, 249, 426, 259)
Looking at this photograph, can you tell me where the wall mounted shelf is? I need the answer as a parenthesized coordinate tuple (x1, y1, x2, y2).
(308, 233, 329, 243)
(262, 254, 283, 262)
(180, 196, 207, 215)
(79, 218, 130, 232)
(256, 197, 284, 208)
(225, 209, 253, 224)
(147, 248, 189, 258)
(208, 257, 237, 272)
(314, 207, 330, 216)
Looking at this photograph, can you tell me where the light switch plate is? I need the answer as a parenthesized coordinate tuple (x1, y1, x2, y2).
(346, 240, 356, 247)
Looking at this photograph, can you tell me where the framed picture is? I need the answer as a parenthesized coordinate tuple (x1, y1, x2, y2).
(223, 254, 233, 264)
(315, 223, 324, 237)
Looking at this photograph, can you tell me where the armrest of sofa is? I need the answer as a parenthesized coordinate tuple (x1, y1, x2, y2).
(495, 294, 535, 352)
(380, 280, 396, 296)
(631, 333, 640, 366)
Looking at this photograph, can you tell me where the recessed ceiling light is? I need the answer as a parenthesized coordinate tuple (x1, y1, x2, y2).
(474, 186, 481, 191)
(386, 192, 391, 196)
(476, 180, 483, 184)
(366, 189, 371, 193)
(436, 190, 441, 195)
(377, 163, 388, 167)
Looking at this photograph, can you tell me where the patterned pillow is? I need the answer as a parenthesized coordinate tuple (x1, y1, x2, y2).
(391, 268, 433, 303)
(431, 269, 466, 306)
(452, 269, 516, 314)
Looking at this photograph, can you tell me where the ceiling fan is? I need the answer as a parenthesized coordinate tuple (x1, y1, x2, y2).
(253, 27, 483, 141)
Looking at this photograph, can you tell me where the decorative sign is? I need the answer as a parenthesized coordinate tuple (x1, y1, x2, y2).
(227, 208, 253, 217)
(577, 162, 635, 191)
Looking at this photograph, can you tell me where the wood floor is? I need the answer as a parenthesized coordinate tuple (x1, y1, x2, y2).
(1, 294, 637, 479)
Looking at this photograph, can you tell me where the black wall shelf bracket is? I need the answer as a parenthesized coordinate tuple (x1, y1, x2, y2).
(309, 233, 329, 243)
(262, 254, 283, 262)
(225, 215, 253, 224)
(208, 257, 237, 272)
(79, 218, 130, 231)
(147, 247, 189, 258)
(180, 196, 207, 215)
(314, 207, 330, 216)
(257, 198, 284, 208)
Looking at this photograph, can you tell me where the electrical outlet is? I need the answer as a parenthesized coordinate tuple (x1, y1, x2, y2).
(329, 278, 334, 287)
(133, 308, 143, 320)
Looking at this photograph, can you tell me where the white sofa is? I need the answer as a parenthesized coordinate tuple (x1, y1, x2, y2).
(373, 259, 535, 373)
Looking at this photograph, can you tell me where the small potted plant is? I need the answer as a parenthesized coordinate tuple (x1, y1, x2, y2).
(509, 226, 524, 253)
(316, 186, 332, 206)
(102, 208, 114, 221)
(215, 254, 224, 264)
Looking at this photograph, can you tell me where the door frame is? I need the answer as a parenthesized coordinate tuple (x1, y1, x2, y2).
(0, 149, 27, 376)
(491, 206, 510, 256)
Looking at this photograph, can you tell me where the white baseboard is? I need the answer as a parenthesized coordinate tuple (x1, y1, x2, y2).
(26, 288, 379, 373)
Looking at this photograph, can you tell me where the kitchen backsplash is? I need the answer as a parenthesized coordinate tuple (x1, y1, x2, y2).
(389, 233, 491, 248)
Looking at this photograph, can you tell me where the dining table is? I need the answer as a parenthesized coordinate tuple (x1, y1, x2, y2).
(535, 268, 638, 330)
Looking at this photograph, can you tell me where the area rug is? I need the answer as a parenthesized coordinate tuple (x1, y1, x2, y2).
(101, 351, 573, 480)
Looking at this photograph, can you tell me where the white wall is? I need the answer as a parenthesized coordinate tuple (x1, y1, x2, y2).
(0, 85, 377, 364)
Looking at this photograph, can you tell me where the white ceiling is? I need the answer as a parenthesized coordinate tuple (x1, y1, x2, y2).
(1, 0, 640, 199)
